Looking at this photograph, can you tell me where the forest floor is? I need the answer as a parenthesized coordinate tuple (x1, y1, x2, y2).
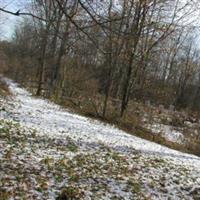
(1, 77, 200, 199)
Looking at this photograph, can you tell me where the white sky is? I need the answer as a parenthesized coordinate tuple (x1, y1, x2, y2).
(0, 0, 200, 41)
(0, 0, 29, 40)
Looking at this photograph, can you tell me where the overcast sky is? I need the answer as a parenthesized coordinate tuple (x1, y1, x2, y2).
(0, 0, 200, 41)
(0, 0, 29, 40)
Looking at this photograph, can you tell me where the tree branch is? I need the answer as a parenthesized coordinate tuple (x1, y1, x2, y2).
(0, 7, 47, 21)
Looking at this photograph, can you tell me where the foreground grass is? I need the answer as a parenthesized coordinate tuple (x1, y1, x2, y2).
(0, 119, 200, 199)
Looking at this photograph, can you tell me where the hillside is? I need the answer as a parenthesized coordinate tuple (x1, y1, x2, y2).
(0, 77, 200, 199)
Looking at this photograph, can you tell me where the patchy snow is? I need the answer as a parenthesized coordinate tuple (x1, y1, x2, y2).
(1, 119, 200, 199)
(147, 123, 185, 144)
(1, 78, 200, 168)
(1, 78, 200, 199)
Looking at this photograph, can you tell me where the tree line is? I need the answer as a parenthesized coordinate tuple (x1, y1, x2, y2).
(1, 0, 200, 118)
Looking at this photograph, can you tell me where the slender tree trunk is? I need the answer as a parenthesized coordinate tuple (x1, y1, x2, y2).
(53, 25, 69, 99)
(120, 59, 133, 117)
(36, 26, 50, 96)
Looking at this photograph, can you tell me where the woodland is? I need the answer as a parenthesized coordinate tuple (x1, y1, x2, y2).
(0, 0, 200, 119)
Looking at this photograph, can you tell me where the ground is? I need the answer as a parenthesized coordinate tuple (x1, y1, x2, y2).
(0, 77, 200, 199)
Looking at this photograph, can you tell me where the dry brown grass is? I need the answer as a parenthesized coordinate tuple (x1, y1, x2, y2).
(0, 78, 10, 97)
(57, 97, 200, 156)
(15, 81, 200, 157)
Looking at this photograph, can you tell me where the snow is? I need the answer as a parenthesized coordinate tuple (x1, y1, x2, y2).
(147, 123, 185, 144)
(1, 78, 200, 199)
(1, 77, 200, 168)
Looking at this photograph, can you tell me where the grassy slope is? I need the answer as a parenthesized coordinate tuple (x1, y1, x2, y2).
(13, 78, 200, 156)
(0, 79, 200, 199)
(55, 95, 200, 157)
(0, 119, 200, 199)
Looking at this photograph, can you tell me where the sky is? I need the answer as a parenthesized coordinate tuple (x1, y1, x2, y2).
(0, 0, 29, 40)
(0, 0, 200, 41)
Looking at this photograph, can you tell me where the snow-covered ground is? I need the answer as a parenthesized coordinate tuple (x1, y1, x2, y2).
(147, 123, 185, 144)
(1, 78, 200, 166)
(1, 78, 200, 199)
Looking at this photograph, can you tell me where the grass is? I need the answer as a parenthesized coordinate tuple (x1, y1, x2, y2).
(2, 78, 200, 156)
(56, 186, 83, 200)
(1, 118, 200, 199)
(0, 78, 10, 97)
(11, 78, 200, 156)
(30, 87, 200, 157)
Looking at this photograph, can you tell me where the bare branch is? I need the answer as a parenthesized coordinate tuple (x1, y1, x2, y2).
(0, 7, 47, 21)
